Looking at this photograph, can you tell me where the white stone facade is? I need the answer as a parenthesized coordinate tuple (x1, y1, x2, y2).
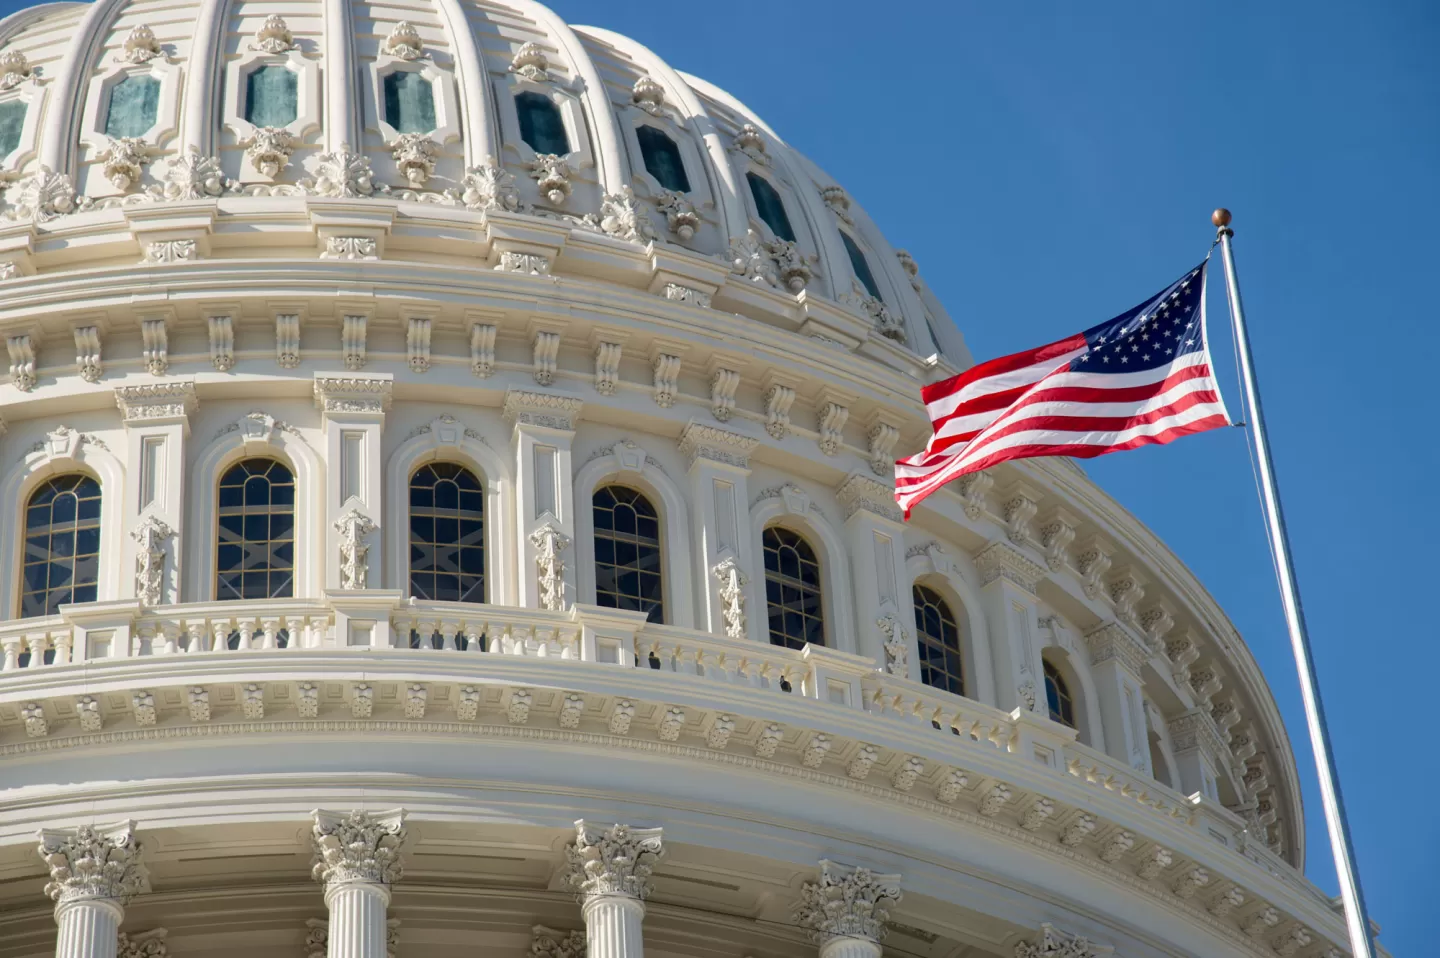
(0, 1, 1362, 957)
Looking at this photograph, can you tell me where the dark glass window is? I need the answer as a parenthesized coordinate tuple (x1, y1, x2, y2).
(636, 125, 690, 192)
(913, 584, 963, 695)
(20, 474, 101, 617)
(216, 458, 295, 600)
(763, 526, 823, 650)
(383, 70, 437, 134)
(244, 64, 298, 128)
(0, 100, 25, 158)
(746, 171, 795, 242)
(593, 485, 664, 622)
(516, 91, 570, 155)
(841, 231, 882, 300)
(103, 74, 161, 139)
(409, 462, 486, 603)
(1045, 659, 1076, 728)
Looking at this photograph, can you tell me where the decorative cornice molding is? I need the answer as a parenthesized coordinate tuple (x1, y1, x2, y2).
(1167, 708, 1229, 762)
(973, 540, 1047, 593)
(312, 375, 393, 415)
(114, 381, 197, 425)
(503, 389, 583, 432)
(1014, 923, 1111, 957)
(1083, 622, 1150, 677)
(677, 421, 758, 470)
(835, 473, 903, 524)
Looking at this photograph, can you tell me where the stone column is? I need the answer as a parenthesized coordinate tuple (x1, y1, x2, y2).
(835, 474, 909, 662)
(37, 822, 149, 958)
(676, 422, 758, 638)
(313, 375, 393, 592)
(973, 540, 1050, 715)
(1083, 622, 1153, 771)
(794, 860, 902, 958)
(504, 390, 584, 611)
(310, 810, 407, 958)
(114, 383, 196, 607)
(561, 821, 664, 958)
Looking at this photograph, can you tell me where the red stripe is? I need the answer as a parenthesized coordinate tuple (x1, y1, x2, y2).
(954, 389, 1222, 462)
(920, 333, 1087, 407)
(1018, 363, 1213, 406)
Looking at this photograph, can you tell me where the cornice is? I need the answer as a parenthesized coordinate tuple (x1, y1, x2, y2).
(113, 380, 197, 425)
(972, 540, 1048, 594)
(1083, 622, 1151, 678)
(312, 374, 393, 415)
(834, 472, 902, 524)
(502, 389, 583, 432)
(677, 420, 758, 471)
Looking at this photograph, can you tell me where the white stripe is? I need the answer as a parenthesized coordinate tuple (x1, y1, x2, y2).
(967, 374, 1219, 426)
(1031, 349, 1209, 391)
(923, 344, 1086, 420)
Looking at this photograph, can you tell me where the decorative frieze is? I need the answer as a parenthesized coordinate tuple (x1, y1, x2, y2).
(562, 821, 665, 901)
(974, 540, 1047, 593)
(677, 421, 758, 470)
(1083, 622, 1149, 676)
(114, 381, 196, 424)
(314, 375, 393, 416)
(143, 240, 198, 265)
(794, 860, 902, 945)
(1014, 924, 1104, 958)
(504, 389, 582, 431)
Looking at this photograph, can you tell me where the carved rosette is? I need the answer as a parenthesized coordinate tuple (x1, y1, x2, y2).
(306, 149, 382, 198)
(458, 158, 524, 212)
(310, 810, 407, 887)
(588, 186, 657, 242)
(793, 860, 902, 945)
(37, 822, 148, 904)
(153, 149, 232, 201)
(4, 166, 92, 223)
(562, 821, 665, 901)
(100, 137, 149, 191)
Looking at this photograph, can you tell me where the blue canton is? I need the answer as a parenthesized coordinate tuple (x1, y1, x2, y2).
(1070, 262, 1208, 373)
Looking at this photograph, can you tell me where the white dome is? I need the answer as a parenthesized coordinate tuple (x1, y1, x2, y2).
(0, 3, 1358, 958)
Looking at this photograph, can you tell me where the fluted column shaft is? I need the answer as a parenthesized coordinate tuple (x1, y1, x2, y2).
(582, 894, 646, 958)
(818, 937, 882, 958)
(53, 899, 123, 958)
(324, 881, 391, 958)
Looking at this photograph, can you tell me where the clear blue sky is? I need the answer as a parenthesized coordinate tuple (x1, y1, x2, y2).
(551, 0, 1436, 951)
(4, 0, 1432, 950)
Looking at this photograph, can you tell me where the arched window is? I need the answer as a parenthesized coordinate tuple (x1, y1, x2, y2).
(245, 65, 298, 128)
(408, 462, 486, 603)
(746, 172, 795, 242)
(516, 90, 569, 155)
(104, 74, 161, 139)
(913, 584, 963, 695)
(636, 125, 690, 192)
(593, 485, 664, 622)
(20, 474, 101, 617)
(216, 458, 295, 600)
(840, 231, 882, 300)
(763, 526, 823, 650)
(0, 100, 25, 158)
(1044, 659, 1076, 728)
(383, 71, 436, 134)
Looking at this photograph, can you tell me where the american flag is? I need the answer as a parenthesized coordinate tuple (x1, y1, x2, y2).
(895, 260, 1230, 517)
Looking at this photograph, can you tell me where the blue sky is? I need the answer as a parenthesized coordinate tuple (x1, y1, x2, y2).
(2, 0, 1431, 950)
(544, 0, 1435, 950)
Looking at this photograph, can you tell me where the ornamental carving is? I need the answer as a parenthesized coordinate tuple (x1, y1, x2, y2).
(458, 159, 524, 212)
(656, 190, 700, 240)
(305, 149, 382, 198)
(323, 236, 378, 261)
(794, 860, 902, 944)
(1014, 924, 1105, 958)
(100, 137, 148, 191)
(503, 390, 582, 431)
(151, 149, 232, 201)
(662, 283, 709, 307)
(131, 515, 174, 607)
(530, 154, 572, 205)
(246, 127, 296, 177)
(143, 240, 197, 264)
(249, 15, 297, 53)
(712, 558, 748, 640)
(382, 21, 424, 60)
(731, 123, 769, 165)
(726, 229, 778, 287)
(632, 76, 665, 115)
(587, 186, 656, 242)
(973, 540, 1047, 593)
(4, 166, 93, 222)
(334, 509, 377, 590)
(1083, 622, 1149, 677)
(390, 132, 438, 187)
(820, 185, 852, 223)
(495, 250, 550, 274)
(117, 929, 168, 958)
(0, 49, 38, 90)
(562, 821, 665, 901)
(839, 285, 904, 341)
(119, 25, 163, 64)
(509, 41, 551, 82)
(530, 927, 586, 958)
(37, 822, 147, 903)
(310, 809, 407, 886)
(529, 523, 571, 611)
(837, 473, 903, 523)
(677, 421, 758, 470)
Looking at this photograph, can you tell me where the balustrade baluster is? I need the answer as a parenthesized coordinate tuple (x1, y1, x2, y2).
(53, 631, 72, 665)
(440, 620, 459, 651)
(2, 637, 21, 671)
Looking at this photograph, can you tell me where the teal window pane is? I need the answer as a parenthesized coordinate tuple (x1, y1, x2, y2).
(746, 172, 795, 242)
(841, 231, 882, 300)
(383, 71, 436, 134)
(0, 100, 23, 157)
(104, 74, 161, 139)
(244, 65, 297, 128)
(515, 91, 569, 155)
(636, 125, 689, 192)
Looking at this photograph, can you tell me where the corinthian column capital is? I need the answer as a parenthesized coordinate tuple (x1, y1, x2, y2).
(562, 821, 665, 901)
(310, 809, 408, 887)
(37, 821, 148, 904)
(794, 860, 902, 946)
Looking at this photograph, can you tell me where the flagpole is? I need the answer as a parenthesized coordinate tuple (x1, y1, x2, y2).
(1212, 209, 1377, 958)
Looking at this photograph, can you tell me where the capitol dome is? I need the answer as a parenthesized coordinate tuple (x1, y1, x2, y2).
(0, 2, 1355, 958)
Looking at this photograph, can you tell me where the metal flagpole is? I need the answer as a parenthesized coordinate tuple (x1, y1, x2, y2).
(1212, 208, 1377, 958)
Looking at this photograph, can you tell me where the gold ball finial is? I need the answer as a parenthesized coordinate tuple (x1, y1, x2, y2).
(1212, 208, 1232, 228)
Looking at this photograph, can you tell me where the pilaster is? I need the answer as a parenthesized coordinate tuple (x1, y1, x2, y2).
(835, 473, 908, 663)
(1084, 621, 1153, 771)
(314, 375, 392, 595)
(973, 539, 1048, 714)
(677, 421, 759, 635)
(114, 383, 195, 607)
(505, 389, 583, 610)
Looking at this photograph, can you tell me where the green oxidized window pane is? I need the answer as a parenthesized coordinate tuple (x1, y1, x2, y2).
(515, 91, 569, 155)
(244, 65, 297, 128)
(746, 172, 795, 243)
(841, 231, 882, 301)
(104, 74, 161, 139)
(636, 125, 689, 192)
(0, 100, 24, 158)
(383, 71, 435, 134)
